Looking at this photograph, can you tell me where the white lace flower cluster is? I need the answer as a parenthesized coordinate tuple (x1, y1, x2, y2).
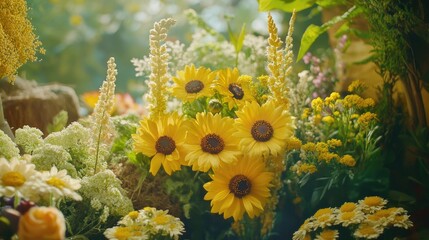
(104, 207, 185, 240)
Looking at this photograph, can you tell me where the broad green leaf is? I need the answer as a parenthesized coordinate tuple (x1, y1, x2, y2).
(258, 0, 314, 12)
(297, 5, 358, 61)
(297, 24, 325, 61)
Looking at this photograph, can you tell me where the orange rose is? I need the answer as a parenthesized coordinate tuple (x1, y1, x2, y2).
(18, 206, 66, 240)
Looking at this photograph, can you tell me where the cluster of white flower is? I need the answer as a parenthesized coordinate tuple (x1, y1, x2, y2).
(79, 170, 133, 216)
(104, 207, 185, 240)
(0, 157, 82, 203)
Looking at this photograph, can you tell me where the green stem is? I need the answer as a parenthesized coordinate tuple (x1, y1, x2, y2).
(93, 110, 106, 175)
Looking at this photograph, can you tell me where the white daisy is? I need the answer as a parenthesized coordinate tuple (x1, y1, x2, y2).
(33, 166, 82, 201)
(0, 157, 39, 201)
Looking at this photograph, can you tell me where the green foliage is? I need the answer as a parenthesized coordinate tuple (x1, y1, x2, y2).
(297, 5, 358, 61)
(258, 0, 314, 12)
(47, 110, 69, 134)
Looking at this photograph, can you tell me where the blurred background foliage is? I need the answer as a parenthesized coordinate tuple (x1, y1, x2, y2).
(20, 0, 327, 97)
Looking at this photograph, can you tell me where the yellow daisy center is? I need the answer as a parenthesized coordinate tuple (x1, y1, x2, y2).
(185, 80, 204, 93)
(228, 83, 244, 100)
(319, 229, 337, 239)
(251, 120, 274, 142)
(153, 215, 169, 225)
(155, 136, 176, 155)
(229, 174, 252, 198)
(357, 224, 378, 236)
(114, 226, 132, 239)
(46, 177, 66, 189)
(2, 171, 26, 187)
(314, 208, 332, 218)
(340, 211, 355, 221)
(340, 202, 357, 212)
(363, 196, 384, 206)
(128, 211, 139, 220)
(201, 134, 224, 154)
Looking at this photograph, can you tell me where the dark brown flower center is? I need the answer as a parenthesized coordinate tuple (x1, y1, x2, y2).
(200, 134, 224, 154)
(228, 83, 244, 100)
(185, 80, 204, 93)
(251, 120, 274, 142)
(155, 136, 176, 155)
(229, 174, 251, 198)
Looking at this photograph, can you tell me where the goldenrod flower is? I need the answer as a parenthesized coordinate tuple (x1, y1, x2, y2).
(172, 65, 216, 103)
(327, 139, 342, 148)
(132, 113, 187, 175)
(184, 112, 242, 172)
(0, 0, 43, 82)
(357, 112, 377, 125)
(203, 155, 273, 221)
(285, 136, 302, 151)
(234, 100, 294, 157)
(348, 80, 367, 93)
(339, 154, 356, 167)
(322, 116, 335, 124)
(216, 68, 254, 110)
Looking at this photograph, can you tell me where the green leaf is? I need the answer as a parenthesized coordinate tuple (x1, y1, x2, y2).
(258, 0, 314, 12)
(296, 5, 358, 61)
(236, 24, 246, 53)
(296, 24, 325, 61)
(47, 110, 68, 133)
(228, 23, 246, 53)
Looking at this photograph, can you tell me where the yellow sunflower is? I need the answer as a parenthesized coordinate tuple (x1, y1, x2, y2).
(132, 113, 187, 175)
(234, 100, 294, 157)
(172, 64, 216, 102)
(184, 112, 242, 172)
(216, 68, 254, 109)
(203, 155, 273, 221)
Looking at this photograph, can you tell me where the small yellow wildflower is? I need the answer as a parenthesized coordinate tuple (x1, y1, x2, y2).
(285, 137, 302, 151)
(339, 154, 356, 167)
(348, 80, 367, 93)
(302, 142, 316, 152)
(327, 139, 342, 148)
(322, 116, 335, 124)
(297, 163, 317, 175)
(333, 111, 340, 116)
(301, 108, 311, 119)
(314, 114, 322, 125)
(343, 95, 363, 108)
(318, 152, 339, 163)
(316, 142, 329, 153)
(358, 112, 377, 125)
(311, 97, 324, 113)
(361, 98, 375, 108)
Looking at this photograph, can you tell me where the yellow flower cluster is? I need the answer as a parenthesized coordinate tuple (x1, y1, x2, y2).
(291, 139, 355, 174)
(293, 196, 413, 240)
(0, 0, 44, 82)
